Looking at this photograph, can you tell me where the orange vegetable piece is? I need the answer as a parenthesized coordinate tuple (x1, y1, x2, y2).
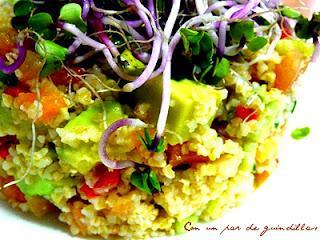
(37, 81, 67, 124)
(274, 51, 303, 92)
(254, 171, 270, 188)
(0, 28, 17, 57)
(15, 92, 37, 108)
(70, 201, 87, 235)
(19, 51, 43, 86)
(28, 196, 58, 218)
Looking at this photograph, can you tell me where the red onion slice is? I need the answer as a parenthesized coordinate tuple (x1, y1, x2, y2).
(0, 40, 26, 74)
(98, 118, 147, 169)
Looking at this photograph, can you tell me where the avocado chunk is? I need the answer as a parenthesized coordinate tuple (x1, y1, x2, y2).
(134, 77, 227, 144)
(17, 176, 55, 197)
(56, 100, 125, 174)
(57, 100, 125, 147)
(119, 49, 145, 76)
(174, 214, 199, 235)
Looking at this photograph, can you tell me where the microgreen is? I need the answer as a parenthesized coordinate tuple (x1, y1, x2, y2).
(130, 168, 161, 195)
(14, 0, 34, 17)
(59, 3, 87, 32)
(247, 37, 268, 52)
(280, 6, 301, 20)
(35, 40, 68, 63)
(230, 21, 255, 42)
(40, 61, 62, 77)
(28, 13, 54, 31)
(291, 127, 310, 140)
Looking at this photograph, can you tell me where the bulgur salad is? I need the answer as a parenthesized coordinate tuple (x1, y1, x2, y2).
(0, 0, 319, 239)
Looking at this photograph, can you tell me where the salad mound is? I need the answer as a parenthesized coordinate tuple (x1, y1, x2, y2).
(0, 0, 319, 239)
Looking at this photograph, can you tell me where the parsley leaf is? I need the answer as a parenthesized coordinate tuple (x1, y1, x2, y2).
(130, 169, 161, 194)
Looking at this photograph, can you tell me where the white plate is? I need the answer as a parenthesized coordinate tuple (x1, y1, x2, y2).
(1, 3, 320, 240)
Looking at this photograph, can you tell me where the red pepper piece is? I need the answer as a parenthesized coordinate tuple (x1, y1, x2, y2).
(94, 170, 121, 189)
(79, 183, 98, 199)
(50, 67, 84, 86)
(235, 105, 258, 121)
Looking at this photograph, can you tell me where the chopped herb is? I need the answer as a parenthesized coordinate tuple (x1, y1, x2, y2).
(130, 168, 161, 194)
(138, 129, 165, 153)
(291, 127, 310, 140)
(291, 100, 297, 113)
(247, 37, 268, 52)
(149, 170, 161, 192)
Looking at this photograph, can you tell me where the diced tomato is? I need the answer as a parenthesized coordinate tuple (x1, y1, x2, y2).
(235, 105, 258, 121)
(274, 51, 303, 92)
(94, 169, 121, 189)
(79, 184, 98, 199)
(166, 144, 210, 168)
(0, 176, 26, 203)
(50, 67, 84, 86)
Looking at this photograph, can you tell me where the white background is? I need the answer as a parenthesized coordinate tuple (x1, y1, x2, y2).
(1, 2, 320, 240)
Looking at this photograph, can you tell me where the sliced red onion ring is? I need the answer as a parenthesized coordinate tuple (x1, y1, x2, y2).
(312, 34, 320, 63)
(0, 40, 26, 74)
(123, 32, 162, 92)
(98, 118, 147, 169)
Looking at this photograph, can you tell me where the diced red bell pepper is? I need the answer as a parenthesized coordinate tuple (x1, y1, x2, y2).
(50, 67, 84, 86)
(4, 83, 30, 97)
(0, 148, 9, 159)
(235, 105, 258, 121)
(94, 170, 121, 189)
(1, 176, 26, 203)
(79, 183, 98, 199)
(166, 144, 210, 168)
